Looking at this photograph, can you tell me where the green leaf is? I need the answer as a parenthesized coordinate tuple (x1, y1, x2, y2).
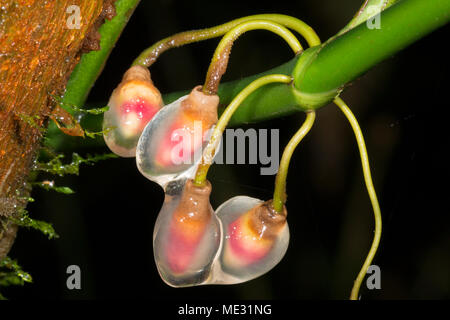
(0, 257, 33, 285)
(35, 152, 118, 176)
(33, 181, 75, 194)
(10, 210, 59, 240)
(50, 94, 110, 115)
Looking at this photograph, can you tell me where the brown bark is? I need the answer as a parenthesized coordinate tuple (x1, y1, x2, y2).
(0, 0, 108, 259)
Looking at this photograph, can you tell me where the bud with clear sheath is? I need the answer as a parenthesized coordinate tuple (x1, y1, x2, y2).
(136, 86, 219, 188)
(212, 196, 289, 284)
(153, 179, 221, 287)
(103, 66, 163, 157)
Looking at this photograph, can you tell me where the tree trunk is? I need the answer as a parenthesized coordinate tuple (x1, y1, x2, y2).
(0, 0, 112, 259)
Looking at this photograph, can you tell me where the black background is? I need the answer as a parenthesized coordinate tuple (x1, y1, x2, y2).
(4, 0, 449, 299)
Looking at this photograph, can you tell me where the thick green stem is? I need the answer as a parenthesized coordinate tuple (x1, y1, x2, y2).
(48, 0, 449, 150)
(166, 0, 450, 118)
(293, 0, 450, 105)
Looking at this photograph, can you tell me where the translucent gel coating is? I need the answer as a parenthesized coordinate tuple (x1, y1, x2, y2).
(136, 86, 219, 188)
(154, 179, 221, 287)
(212, 196, 289, 284)
(103, 66, 163, 157)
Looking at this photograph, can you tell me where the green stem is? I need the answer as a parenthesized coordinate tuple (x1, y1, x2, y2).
(132, 14, 320, 67)
(293, 0, 450, 105)
(333, 97, 382, 301)
(169, 0, 450, 119)
(272, 111, 315, 213)
(193, 74, 293, 187)
(202, 20, 302, 95)
(47, 0, 449, 150)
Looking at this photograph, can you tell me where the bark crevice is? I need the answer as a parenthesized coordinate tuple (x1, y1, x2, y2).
(0, 0, 115, 259)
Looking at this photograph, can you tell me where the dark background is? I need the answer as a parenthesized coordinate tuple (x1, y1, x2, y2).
(5, 0, 449, 299)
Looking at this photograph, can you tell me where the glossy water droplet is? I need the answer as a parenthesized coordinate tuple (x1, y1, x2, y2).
(103, 66, 163, 157)
(136, 86, 218, 188)
(212, 196, 289, 284)
(154, 179, 221, 287)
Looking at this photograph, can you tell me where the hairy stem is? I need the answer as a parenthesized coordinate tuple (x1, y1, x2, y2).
(202, 20, 301, 95)
(132, 13, 320, 67)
